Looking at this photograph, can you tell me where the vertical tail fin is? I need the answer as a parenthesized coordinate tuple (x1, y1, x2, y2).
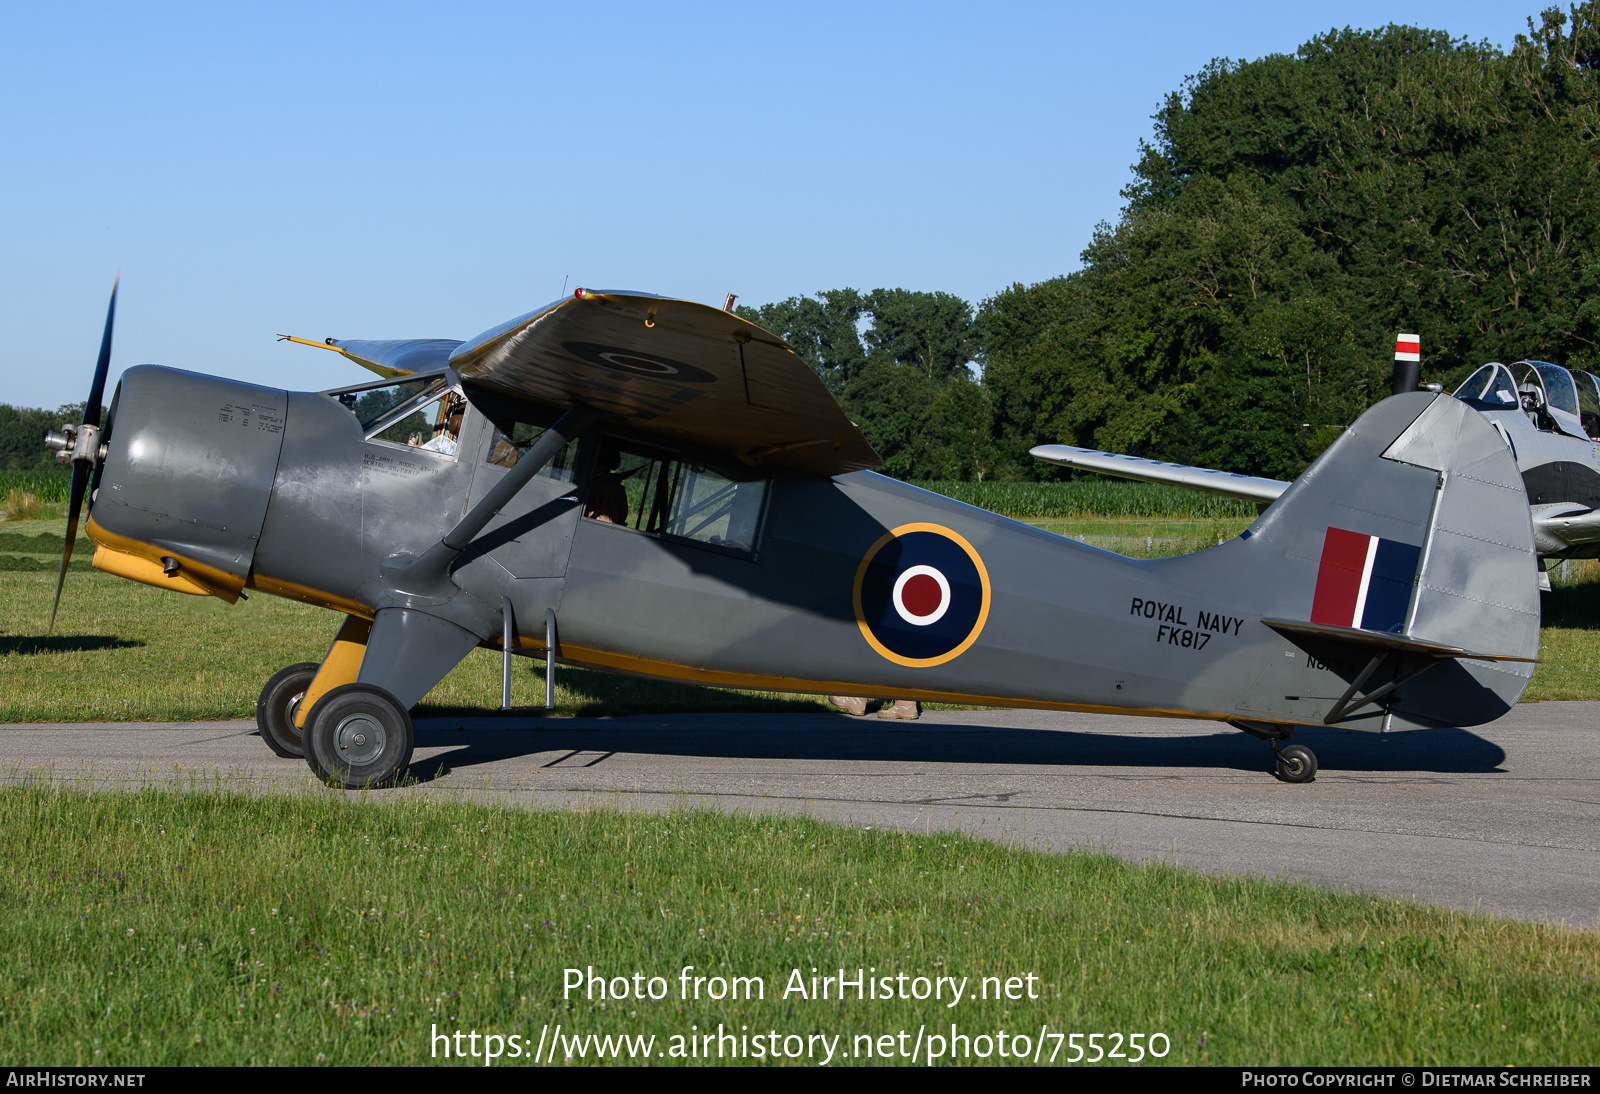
(1212, 391, 1537, 729)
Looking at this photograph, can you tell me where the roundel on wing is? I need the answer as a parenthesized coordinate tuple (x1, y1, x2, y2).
(562, 341, 717, 384)
(852, 523, 991, 667)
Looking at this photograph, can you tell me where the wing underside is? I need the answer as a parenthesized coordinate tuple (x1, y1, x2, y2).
(447, 292, 880, 477)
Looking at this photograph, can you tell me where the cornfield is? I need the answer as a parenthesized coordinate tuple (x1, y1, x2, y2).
(913, 480, 1257, 519)
(0, 469, 72, 503)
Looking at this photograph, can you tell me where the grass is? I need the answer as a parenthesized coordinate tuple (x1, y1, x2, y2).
(0, 783, 1593, 1066)
(1523, 559, 1600, 701)
(915, 480, 1259, 520)
(2, 489, 47, 522)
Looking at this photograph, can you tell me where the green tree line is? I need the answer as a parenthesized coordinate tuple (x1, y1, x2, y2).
(0, 405, 83, 472)
(745, 5, 1600, 481)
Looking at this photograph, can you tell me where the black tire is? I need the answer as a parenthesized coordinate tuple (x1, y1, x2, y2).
(256, 662, 320, 759)
(303, 683, 414, 790)
(1276, 743, 1318, 783)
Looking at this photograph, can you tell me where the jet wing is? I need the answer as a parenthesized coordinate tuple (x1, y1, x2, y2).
(446, 291, 880, 477)
(1030, 444, 1288, 503)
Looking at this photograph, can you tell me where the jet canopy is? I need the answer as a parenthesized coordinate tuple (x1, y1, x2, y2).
(1453, 360, 1600, 441)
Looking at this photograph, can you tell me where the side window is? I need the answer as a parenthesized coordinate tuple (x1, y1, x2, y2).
(483, 420, 579, 483)
(403, 394, 466, 455)
(584, 437, 768, 557)
(329, 375, 464, 456)
(665, 463, 766, 554)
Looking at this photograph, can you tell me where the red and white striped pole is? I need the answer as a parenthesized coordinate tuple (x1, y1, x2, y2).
(1392, 333, 1421, 396)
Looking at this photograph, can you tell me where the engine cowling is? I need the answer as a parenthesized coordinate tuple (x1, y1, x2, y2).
(87, 365, 288, 601)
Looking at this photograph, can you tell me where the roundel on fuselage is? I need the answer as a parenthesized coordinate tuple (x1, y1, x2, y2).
(852, 523, 991, 667)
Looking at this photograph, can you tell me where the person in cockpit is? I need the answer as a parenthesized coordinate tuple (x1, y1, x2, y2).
(411, 399, 465, 455)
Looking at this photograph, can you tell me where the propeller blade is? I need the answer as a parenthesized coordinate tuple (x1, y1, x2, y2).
(83, 275, 118, 428)
(48, 276, 118, 633)
(48, 462, 90, 633)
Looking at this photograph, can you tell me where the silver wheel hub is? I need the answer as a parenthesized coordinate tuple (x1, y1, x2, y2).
(335, 713, 386, 765)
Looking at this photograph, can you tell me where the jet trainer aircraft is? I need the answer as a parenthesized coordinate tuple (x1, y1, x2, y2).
(1034, 335, 1600, 565)
(46, 287, 1539, 789)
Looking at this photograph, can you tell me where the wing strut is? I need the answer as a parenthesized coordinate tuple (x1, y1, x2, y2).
(387, 405, 597, 597)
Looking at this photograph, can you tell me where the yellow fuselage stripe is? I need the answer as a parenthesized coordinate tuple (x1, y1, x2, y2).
(85, 516, 244, 601)
(556, 643, 1235, 723)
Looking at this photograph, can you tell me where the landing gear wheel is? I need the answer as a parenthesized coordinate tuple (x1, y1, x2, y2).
(1274, 742, 1318, 783)
(256, 662, 320, 759)
(304, 683, 414, 790)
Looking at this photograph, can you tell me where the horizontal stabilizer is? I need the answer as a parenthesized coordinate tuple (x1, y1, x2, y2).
(1029, 445, 1288, 503)
(1260, 618, 1538, 663)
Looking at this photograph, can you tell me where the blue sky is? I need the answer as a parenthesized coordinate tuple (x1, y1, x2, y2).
(1, 1, 1542, 409)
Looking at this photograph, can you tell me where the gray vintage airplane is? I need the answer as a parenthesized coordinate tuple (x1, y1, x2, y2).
(46, 288, 1539, 789)
(1033, 336, 1600, 565)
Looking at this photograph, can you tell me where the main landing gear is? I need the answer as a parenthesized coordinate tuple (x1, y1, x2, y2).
(256, 667, 415, 789)
(256, 662, 319, 758)
(302, 683, 415, 790)
(1231, 720, 1318, 783)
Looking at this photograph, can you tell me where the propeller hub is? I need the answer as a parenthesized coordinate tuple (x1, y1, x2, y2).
(67, 424, 101, 464)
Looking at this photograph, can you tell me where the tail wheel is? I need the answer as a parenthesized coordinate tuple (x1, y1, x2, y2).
(304, 683, 414, 790)
(256, 662, 320, 758)
(1275, 743, 1318, 783)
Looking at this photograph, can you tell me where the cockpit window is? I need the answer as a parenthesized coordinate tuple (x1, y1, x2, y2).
(1533, 362, 1580, 416)
(1454, 365, 1493, 401)
(484, 422, 579, 482)
(1454, 363, 1518, 407)
(403, 394, 466, 454)
(1578, 372, 1600, 439)
(324, 374, 467, 456)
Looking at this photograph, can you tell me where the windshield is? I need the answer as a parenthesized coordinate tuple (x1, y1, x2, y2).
(1454, 363, 1518, 408)
(1533, 362, 1580, 416)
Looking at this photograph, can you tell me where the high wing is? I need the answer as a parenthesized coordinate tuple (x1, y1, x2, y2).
(446, 291, 880, 477)
(280, 336, 463, 379)
(1030, 444, 1288, 503)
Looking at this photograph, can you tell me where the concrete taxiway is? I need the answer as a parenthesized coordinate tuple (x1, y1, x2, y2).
(4, 702, 1597, 928)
